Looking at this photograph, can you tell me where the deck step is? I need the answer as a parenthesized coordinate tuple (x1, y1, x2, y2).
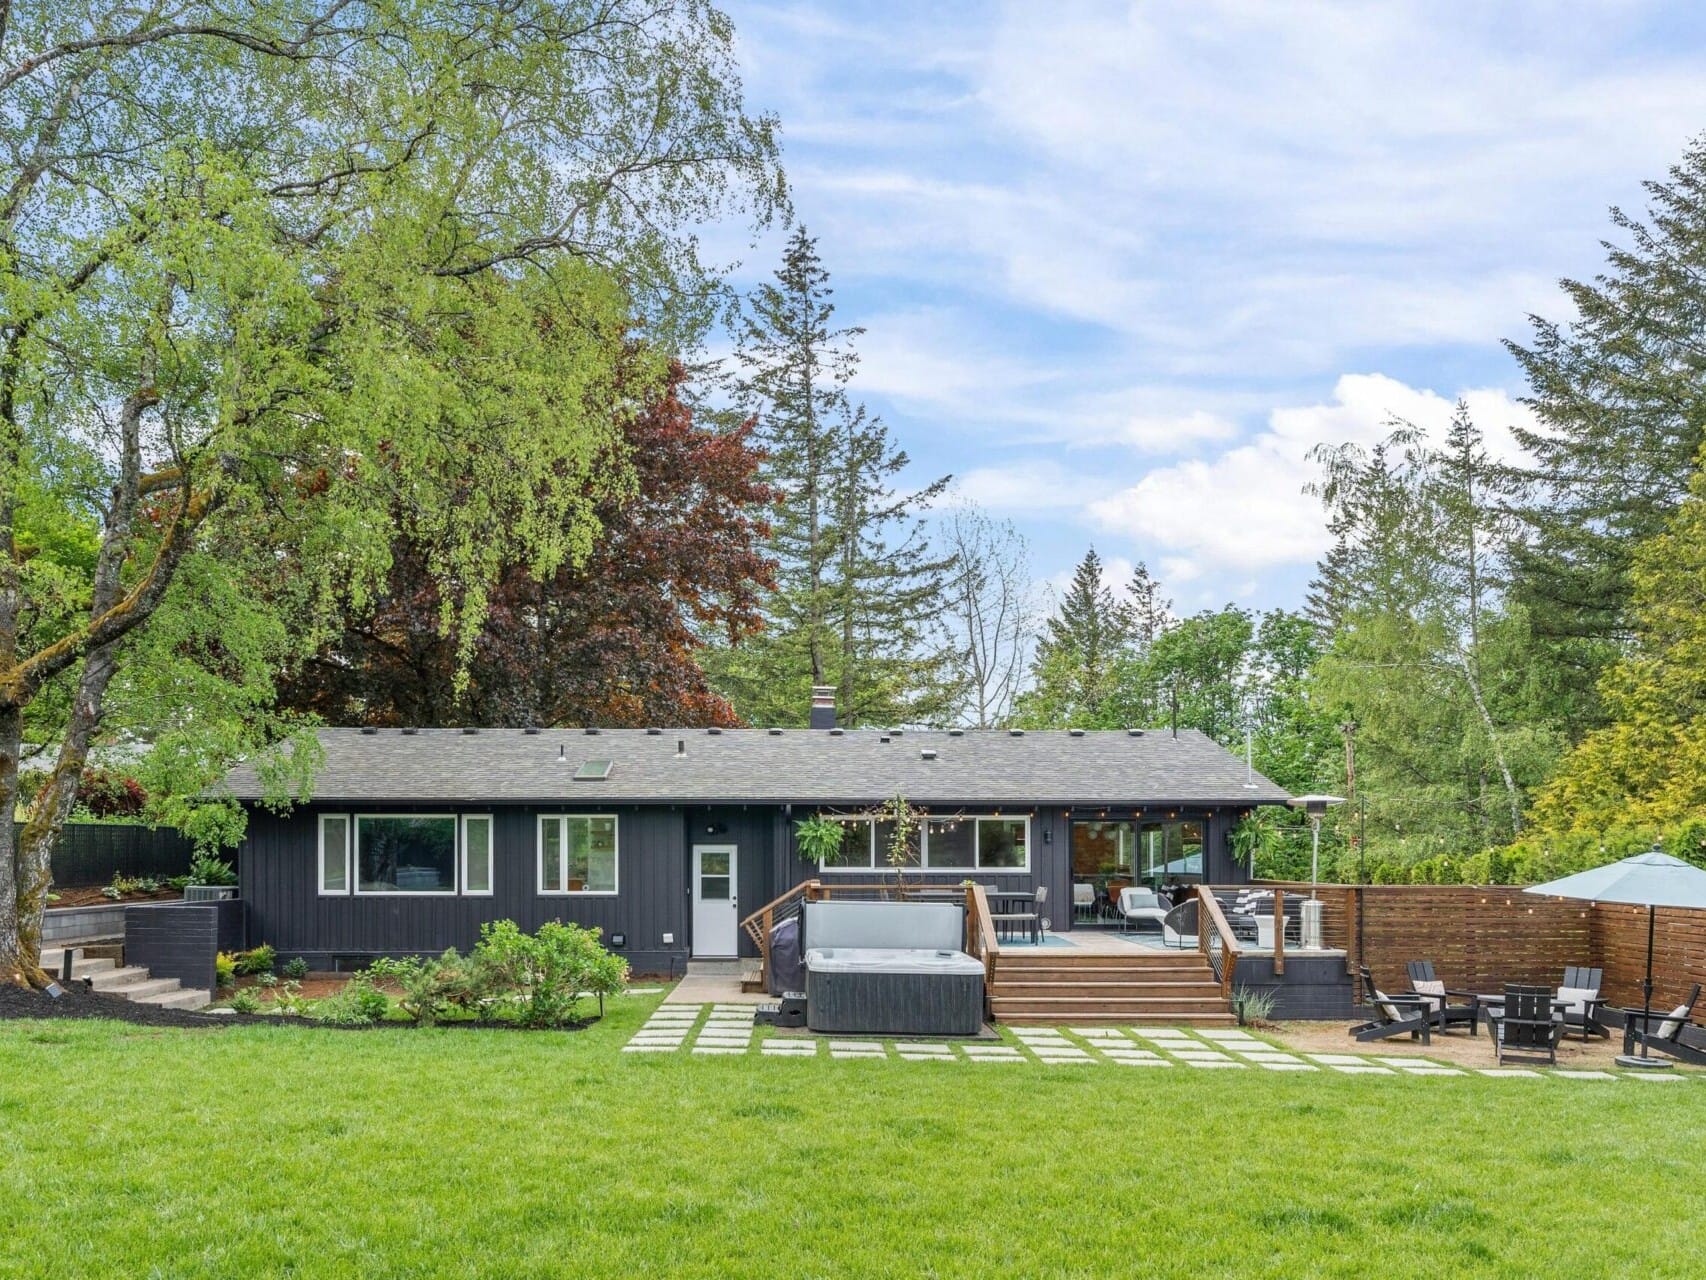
(999, 1012, 1239, 1026)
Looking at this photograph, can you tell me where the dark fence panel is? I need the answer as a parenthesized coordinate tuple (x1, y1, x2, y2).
(124, 903, 218, 995)
(33, 823, 199, 886)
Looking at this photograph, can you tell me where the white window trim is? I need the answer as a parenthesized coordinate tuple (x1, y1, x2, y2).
(816, 814, 1031, 874)
(318, 813, 351, 896)
(536, 813, 620, 896)
(352, 813, 462, 896)
(816, 817, 880, 873)
(460, 814, 494, 897)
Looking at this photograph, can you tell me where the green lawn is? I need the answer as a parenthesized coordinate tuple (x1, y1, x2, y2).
(2, 995, 1703, 1280)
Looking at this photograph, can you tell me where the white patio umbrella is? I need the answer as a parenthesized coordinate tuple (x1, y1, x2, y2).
(1526, 847, 1706, 1069)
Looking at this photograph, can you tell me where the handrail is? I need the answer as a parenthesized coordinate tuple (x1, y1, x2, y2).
(739, 879, 820, 992)
(1273, 889, 1286, 976)
(965, 883, 1000, 1020)
(1197, 886, 1245, 1000)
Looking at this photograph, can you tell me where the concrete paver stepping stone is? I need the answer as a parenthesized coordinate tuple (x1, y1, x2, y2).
(1622, 1072, 1684, 1081)
(1029, 1047, 1092, 1059)
(1183, 1059, 1247, 1069)
(1170, 1050, 1234, 1062)
(1308, 1054, 1376, 1065)
(966, 1055, 1024, 1063)
(1479, 1068, 1541, 1078)
(1551, 1070, 1615, 1080)
(1259, 1062, 1319, 1071)
(1400, 1067, 1466, 1076)
(899, 1051, 961, 1062)
(1198, 1030, 1261, 1042)
(961, 1045, 1023, 1057)
(1133, 1029, 1196, 1040)
(1330, 1064, 1394, 1074)
(692, 1046, 747, 1055)
(1099, 1047, 1161, 1059)
(895, 1043, 953, 1053)
(1070, 1028, 1132, 1038)
(1109, 1057, 1173, 1066)
(760, 1042, 818, 1054)
(1373, 1057, 1440, 1068)
(622, 1044, 678, 1053)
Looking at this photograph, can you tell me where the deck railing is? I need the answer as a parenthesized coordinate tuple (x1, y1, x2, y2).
(1196, 886, 1245, 999)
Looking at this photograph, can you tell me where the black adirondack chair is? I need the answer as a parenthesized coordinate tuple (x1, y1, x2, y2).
(1405, 960, 1479, 1036)
(1350, 966, 1431, 1044)
(1621, 984, 1705, 1066)
(1555, 965, 1608, 1041)
(1487, 984, 1564, 1066)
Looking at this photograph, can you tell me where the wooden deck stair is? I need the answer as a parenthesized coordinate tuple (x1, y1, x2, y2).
(990, 948, 1236, 1025)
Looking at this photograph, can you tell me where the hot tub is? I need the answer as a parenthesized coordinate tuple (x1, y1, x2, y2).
(804, 946, 986, 1036)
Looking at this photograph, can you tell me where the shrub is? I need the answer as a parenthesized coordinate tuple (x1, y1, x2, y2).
(230, 989, 262, 1014)
(1231, 985, 1276, 1027)
(282, 956, 310, 980)
(75, 767, 148, 817)
(367, 951, 486, 1025)
(256, 971, 278, 989)
(471, 919, 628, 1028)
(308, 975, 391, 1026)
(214, 952, 237, 988)
(234, 944, 276, 976)
(271, 979, 309, 1017)
(100, 873, 165, 901)
(189, 853, 237, 886)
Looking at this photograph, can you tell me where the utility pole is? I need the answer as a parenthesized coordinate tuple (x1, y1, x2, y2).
(1340, 720, 1358, 803)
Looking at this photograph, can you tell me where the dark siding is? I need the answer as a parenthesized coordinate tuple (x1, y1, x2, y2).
(684, 806, 779, 959)
(241, 804, 690, 975)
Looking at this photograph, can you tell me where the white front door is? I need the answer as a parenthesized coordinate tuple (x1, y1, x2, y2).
(692, 844, 739, 957)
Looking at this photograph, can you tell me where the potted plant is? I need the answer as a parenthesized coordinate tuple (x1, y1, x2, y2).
(184, 852, 239, 901)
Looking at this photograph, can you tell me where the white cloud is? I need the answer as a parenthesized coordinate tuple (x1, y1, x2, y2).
(952, 461, 1105, 513)
(1088, 373, 1541, 574)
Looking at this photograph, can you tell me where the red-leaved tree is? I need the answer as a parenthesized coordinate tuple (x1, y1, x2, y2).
(278, 364, 776, 727)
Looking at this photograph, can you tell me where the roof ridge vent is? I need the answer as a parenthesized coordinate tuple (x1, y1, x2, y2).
(645, 727, 662, 735)
(947, 728, 964, 737)
(359, 726, 378, 735)
(767, 727, 783, 735)
(1127, 728, 1144, 737)
(401, 727, 417, 736)
(829, 727, 844, 736)
(461, 727, 479, 735)
(584, 727, 600, 735)
(523, 727, 540, 735)
(1008, 728, 1024, 737)
(1068, 728, 1085, 737)
(920, 748, 937, 760)
(707, 727, 722, 735)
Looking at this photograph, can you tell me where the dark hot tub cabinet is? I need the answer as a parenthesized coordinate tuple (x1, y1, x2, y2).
(802, 901, 984, 1036)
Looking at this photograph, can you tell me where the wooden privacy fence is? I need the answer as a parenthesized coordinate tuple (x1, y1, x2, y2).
(1284, 880, 1706, 1011)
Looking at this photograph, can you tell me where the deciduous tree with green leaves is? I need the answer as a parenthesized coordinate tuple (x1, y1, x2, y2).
(0, 0, 782, 985)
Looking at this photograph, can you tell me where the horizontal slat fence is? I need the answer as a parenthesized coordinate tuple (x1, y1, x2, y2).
(1591, 902, 1706, 1010)
(1257, 879, 1706, 1012)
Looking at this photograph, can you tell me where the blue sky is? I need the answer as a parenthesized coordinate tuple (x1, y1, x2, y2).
(712, 1, 1706, 614)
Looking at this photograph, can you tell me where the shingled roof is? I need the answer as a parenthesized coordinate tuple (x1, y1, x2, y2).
(219, 727, 1291, 808)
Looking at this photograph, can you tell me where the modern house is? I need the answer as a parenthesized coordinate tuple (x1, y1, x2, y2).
(221, 698, 1289, 974)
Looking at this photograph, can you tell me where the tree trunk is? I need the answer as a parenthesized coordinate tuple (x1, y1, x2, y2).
(1455, 647, 1522, 836)
(0, 704, 40, 987)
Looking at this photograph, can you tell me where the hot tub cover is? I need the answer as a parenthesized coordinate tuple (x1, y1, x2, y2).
(805, 946, 986, 976)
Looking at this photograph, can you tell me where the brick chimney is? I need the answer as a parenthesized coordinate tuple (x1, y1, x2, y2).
(810, 685, 837, 730)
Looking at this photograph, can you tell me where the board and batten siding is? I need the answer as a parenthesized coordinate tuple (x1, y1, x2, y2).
(240, 804, 693, 974)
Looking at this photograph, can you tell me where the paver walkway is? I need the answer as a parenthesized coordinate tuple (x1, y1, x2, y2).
(622, 1005, 1702, 1083)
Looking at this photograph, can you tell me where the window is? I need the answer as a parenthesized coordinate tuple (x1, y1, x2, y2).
(355, 815, 458, 894)
(979, 818, 1028, 869)
(319, 814, 350, 895)
(462, 815, 493, 896)
(538, 815, 618, 894)
(924, 817, 974, 869)
(816, 814, 1029, 872)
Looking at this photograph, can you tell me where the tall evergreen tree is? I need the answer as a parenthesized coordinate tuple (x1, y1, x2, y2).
(1503, 140, 1706, 732)
(710, 228, 951, 726)
(1015, 549, 1130, 726)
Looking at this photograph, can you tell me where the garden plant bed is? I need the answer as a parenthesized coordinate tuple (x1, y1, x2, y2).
(47, 885, 183, 909)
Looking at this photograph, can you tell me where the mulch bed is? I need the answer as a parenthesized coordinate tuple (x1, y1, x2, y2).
(0, 981, 230, 1030)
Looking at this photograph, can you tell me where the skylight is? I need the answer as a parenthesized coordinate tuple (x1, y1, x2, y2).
(573, 759, 613, 781)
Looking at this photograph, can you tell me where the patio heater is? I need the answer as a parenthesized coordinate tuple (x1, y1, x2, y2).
(1286, 794, 1344, 949)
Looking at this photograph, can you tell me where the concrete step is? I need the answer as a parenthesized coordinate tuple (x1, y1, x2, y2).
(37, 950, 118, 979)
(104, 977, 182, 1001)
(87, 965, 152, 991)
(134, 987, 211, 1011)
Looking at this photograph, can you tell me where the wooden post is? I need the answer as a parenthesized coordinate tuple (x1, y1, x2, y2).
(1273, 889, 1285, 976)
(1344, 886, 1359, 976)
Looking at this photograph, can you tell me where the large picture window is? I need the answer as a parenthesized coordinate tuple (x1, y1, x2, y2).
(355, 815, 458, 894)
(538, 815, 619, 894)
(816, 815, 1029, 873)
